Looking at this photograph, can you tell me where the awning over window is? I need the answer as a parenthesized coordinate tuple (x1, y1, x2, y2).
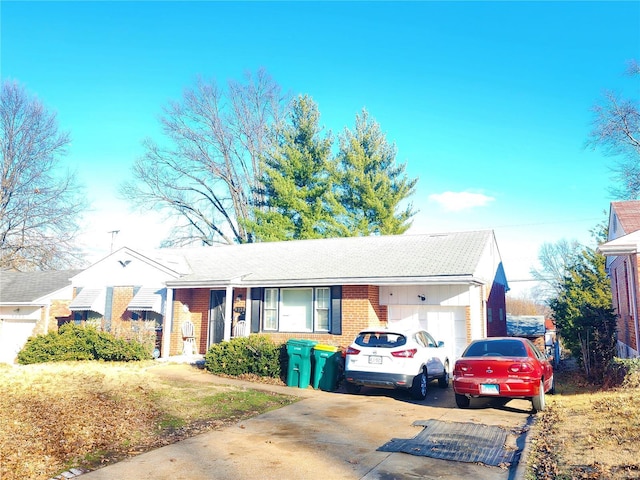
(69, 288, 106, 315)
(127, 287, 166, 315)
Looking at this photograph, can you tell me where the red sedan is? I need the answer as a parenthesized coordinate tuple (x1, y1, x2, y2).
(452, 337, 554, 412)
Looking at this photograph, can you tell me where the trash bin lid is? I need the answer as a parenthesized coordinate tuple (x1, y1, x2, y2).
(287, 339, 318, 346)
(314, 344, 339, 352)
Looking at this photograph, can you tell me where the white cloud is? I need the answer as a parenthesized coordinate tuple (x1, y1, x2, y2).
(428, 191, 495, 212)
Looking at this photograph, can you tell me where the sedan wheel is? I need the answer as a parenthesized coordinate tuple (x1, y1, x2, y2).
(455, 393, 470, 408)
(532, 379, 546, 412)
(411, 369, 427, 400)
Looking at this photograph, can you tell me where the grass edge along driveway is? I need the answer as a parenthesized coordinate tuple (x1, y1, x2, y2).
(0, 361, 297, 480)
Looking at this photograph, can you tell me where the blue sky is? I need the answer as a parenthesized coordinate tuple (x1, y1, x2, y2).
(2, 1, 639, 297)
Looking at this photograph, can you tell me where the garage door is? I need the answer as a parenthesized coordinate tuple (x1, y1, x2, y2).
(388, 306, 467, 364)
(0, 319, 37, 364)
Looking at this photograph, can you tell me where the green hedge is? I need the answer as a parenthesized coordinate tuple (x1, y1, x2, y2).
(17, 323, 152, 364)
(204, 335, 287, 379)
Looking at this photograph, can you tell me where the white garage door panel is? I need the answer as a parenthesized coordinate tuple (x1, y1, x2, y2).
(0, 319, 37, 364)
(388, 306, 467, 365)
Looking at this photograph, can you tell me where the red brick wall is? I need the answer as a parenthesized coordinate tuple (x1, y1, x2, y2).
(610, 256, 639, 353)
(340, 285, 387, 340)
(109, 286, 135, 337)
(170, 285, 390, 354)
(172, 288, 210, 355)
(49, 300, 73, 332)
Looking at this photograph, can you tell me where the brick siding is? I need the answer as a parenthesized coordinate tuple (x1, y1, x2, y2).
(169, 284, 390, 354)
(610, 256, 639, 353)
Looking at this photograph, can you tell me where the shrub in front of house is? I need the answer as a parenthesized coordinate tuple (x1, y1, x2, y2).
(204, 335, 287, 379)
(604, 357, 640, 388)
(17, 323, 152, 364)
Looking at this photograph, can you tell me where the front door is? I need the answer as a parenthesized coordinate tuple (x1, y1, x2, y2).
(208, 290, 226, 347)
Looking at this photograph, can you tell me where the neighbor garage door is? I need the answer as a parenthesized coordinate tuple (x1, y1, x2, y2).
(0, 319, 37, 364)
(388, 306, 468, 364)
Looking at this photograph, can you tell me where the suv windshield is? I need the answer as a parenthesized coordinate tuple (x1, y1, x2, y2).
(354, 332, 407, 348)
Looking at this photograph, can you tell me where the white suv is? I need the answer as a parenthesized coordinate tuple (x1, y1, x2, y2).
(344, 328, 449, 400)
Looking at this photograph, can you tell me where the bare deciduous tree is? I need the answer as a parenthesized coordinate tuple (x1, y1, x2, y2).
(506, 294, 549, 316)
(123, 69, 288, 246)
(589, 60, 640, 199)
(0, 80, 85, 270)
(530, 239, 582, 300)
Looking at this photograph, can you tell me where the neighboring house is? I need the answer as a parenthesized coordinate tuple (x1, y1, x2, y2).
(67, 247, 186, 357)
(597, 200, 640, 358)
(0, 270, 82, 363)
(161, 230, 509, 362)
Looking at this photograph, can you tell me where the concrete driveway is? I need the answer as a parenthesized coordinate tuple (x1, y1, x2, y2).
(79, 364, 533, 480)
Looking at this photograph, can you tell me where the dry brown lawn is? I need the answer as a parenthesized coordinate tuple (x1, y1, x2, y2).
(0, 361, 296, 480)
(527, 368, 640, 479)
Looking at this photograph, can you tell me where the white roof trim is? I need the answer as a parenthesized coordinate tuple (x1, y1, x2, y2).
(166, 275, 482, 289)
(598, 230, 640, 256)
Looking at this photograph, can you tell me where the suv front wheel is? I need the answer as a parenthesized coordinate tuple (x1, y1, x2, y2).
(411, 369, 427, 400)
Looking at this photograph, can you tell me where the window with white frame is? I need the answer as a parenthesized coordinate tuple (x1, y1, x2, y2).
(263, 287, 331, 332)
(264, 288, 279, 330)
(315, 287, 330, 331)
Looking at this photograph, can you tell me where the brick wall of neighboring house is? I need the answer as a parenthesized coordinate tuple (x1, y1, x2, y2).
(610, 255, 639, 353)
(108, 286, 135, 339)
(29, 299, 73, 337)
(49, 299, 73, 332)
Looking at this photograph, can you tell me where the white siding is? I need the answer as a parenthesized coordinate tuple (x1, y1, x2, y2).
(0, 319, 37, 363)
(380, 285, 470, 306)
(388, 305, 468, 365)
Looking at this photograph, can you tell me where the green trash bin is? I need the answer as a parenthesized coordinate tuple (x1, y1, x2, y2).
(312, 344, 341, 391)
(286, 339, 317, 388)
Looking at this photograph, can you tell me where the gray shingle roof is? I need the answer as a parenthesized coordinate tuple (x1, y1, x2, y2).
(165, 231, 496, 287)
(0, 270, 82, 304)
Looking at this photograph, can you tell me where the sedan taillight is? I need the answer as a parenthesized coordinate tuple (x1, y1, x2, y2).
(454, 362, 471, 373)
(391, 348, 417, 358)
(508, 362, 535, 373)
(346, 346, 361, 355)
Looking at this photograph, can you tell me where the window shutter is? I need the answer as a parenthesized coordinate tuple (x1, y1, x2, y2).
(251, 287, 263, 333)
(330, 286, 342, 335)
(104, 287, 114, 332)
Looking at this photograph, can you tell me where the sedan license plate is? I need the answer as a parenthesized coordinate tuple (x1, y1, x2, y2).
(480, 384, 500, 395)
(368, 355, 382, 365)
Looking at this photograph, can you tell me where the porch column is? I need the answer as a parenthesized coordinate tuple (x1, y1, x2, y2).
(244, 287, 252, 336)
(161, 288, 174, 358)
(224, 285, 233, 341)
